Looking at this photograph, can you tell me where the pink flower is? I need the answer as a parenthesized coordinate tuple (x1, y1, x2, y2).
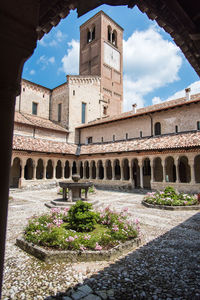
(74, 235, 78, 239)
(47, 223, 53, 228)
(112, 225, 119, 231)
(184, 201, 188, 205)
(80, 246, 86, 251)
(95, 242, 102, 251)
(84, 235, 91, 240)
(66, 236, 75, 242)
(135, 218, 139, 225)
(123, 207, 129, 212)
(64, 207, 69, 212)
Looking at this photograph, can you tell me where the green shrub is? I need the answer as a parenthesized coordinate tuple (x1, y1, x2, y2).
(67, 200, 98, 232)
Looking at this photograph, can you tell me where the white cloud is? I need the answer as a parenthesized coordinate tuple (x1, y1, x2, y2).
(152, 80, 200, 104)
(39, 30, 67, 47)
(29, 69, 35, 75)
(61, 40, 80, 74)
(123, 26, 182, 111)
(48, 56, 55, 64)
(37, 55, 55, 70)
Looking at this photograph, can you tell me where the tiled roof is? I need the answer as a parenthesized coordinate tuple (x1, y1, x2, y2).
(77, 94, 200, 129)
(80, 131, 200, 155)
(15, 112, 68, 133)
(13, 135, 77, 155)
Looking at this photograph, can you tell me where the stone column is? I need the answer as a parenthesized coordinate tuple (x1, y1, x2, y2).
(61, 161, 64, 179)
(174, 158, 180, 183)
(43, 161, 48, 180)
(120, 160, 124, 181)
(83, 163, 86, 179)
(52, 162, 56, 180)
(162, 158, 166, 183)
(104, 162, 108, 180)
(149, 157, 154, 185)
(32, 161, 37, 180)
(69, 162, 72, 179)
(96, 163, 100, 180)
(89, 163, 93, 180)
(111, 161, 115, 180)
(138, 160, 144, 189)
(0, 2, 40, 296)
(102, 162, 105, 180)
(129, 160, 134, 183)
(20, 160, 26, 180)
(189, 158, 195, 184)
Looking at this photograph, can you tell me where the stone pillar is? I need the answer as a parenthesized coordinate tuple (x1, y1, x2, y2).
(120, 160, 123, 181)
(189, 158, 195, 184)
(174, 158, 180, 183)
(102, 162, 105, 180)
(83, 163, 86, 179)
(43, 162, 48, 180)
(149, 157, 154, 185)
(104, 162, 108, 180)
(33, 162, 37, 180)
(129, 160, 134, 183)
(89, 164, 93, 180)
(20, 160, 26, 180)
(162, 158, 166, 183)
(96, 163, 100, 180)
(0, 2, 40, 296)
(111, 161, 115, 180)
(138, 160, 143, 189)
(61, 162, 64, 179)
(52, 162, 56, 180)
(69, 162, 72, 179)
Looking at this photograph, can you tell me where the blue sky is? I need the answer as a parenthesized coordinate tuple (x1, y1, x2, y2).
(23, 4, 200, 111)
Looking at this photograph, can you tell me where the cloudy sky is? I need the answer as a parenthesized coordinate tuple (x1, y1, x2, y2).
(23, 4, 200, 111)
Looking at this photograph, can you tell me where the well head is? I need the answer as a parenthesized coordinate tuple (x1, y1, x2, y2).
(72, 174, 80, 182)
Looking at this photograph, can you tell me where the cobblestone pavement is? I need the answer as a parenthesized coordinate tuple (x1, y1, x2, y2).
(2, 188, 200, 300)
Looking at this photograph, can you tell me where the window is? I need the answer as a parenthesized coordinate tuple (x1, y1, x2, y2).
(155, 122, 161, 135)
(113, 135, 115, 142)
(112, 30, 117, 46)
(197, 121, 200, 130)
(101, 137, 104, 143)
(108, 27, 112, 42)
(87, 30, 91, 43)
(140, 131, 142, 138)
(73, 90, 75, 96)
(87, 27, 95, 43)
(58, 103, 62, 122)
(82, 102, 86, 124)
(175, 125, 178, 133)
(32, 102, 38, 115)
(92, 27, 95, 40)
(103, 106, 107, 115)
(23, 88, 25, 92)
(87, 137, 93, 144)
(126, 133, 128, 140)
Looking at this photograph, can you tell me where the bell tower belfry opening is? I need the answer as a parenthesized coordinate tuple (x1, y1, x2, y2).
(79, 11, 124, 116)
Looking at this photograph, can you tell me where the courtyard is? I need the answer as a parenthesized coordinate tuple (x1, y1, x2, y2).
(2, 188, 200, 299)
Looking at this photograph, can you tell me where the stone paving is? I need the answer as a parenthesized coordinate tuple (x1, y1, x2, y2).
(2, 188, 200, 299)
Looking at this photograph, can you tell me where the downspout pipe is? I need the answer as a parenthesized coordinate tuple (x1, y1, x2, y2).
(148, 113, 153, 137)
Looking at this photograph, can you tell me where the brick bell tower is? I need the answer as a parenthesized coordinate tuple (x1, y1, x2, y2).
(79, 11, 123, 116)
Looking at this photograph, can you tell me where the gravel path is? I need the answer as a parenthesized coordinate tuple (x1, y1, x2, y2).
(2, 188, 200, 299)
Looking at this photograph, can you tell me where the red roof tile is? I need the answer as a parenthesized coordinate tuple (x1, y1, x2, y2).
(77, 94, 200, 129)
(15, 112, 68, 133)
(13, 135, 76, 155)
(80, 131, 200, 155)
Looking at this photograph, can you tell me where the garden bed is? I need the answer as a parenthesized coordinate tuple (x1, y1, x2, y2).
(17, 201, 140, 262)
(142, 186, 200, 210)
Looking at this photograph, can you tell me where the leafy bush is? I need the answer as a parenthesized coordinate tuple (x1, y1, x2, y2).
(144, 186, 198, 206)
(24, 204, 139, 251)
(67, 200, 98, 232)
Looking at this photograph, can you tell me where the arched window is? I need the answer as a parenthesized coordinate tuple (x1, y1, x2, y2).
(87, 29, 90, 43)
(155, 122, 161, 135)
(108, 26, 112, 42)
(112, 30, 117, 46)
(92, 27, 95, 40)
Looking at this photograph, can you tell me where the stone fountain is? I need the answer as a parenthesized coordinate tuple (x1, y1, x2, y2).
(45, 174, 94, 209)
(59, 174, 93, 202)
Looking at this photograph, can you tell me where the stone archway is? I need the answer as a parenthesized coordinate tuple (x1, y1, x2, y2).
(194, 155, 200, 183)
(98, 160, 104, 180)
(36, 159, 44, 179)
(91, 161, 96, 179)
(56, 160, 62, 179)
(122, 159, 130, 180)
(10, 157, 21, 188)
(143, 158, 151, 189)
(24, 158, 33, 180)
(165, 156, 176, 182)
(46, 160, 53, 179)
(65, 161, 70, 178)
(153, 157, 163, 182)
(106, 160, 112, 180)
(179, 156, 191, 183)
(132, 159, 140, 188)
(114, 159, 121, 180)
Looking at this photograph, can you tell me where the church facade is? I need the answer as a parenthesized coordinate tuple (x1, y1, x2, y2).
(10, 11, 200, 193)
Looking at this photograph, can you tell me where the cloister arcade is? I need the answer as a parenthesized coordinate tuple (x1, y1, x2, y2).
(10, 152, 200, 192)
